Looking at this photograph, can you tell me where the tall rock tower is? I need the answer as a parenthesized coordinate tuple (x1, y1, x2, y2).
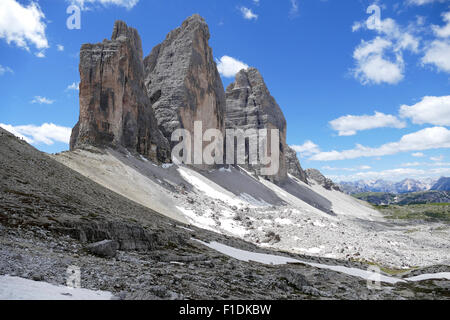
(144, 14, 226, 153)
(70, 21, 170, 163)
(225, 68, 289, 183)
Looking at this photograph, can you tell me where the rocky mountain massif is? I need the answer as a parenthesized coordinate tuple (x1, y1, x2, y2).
(144, 15, 226, 151)
(225, 68, 289, 183)
(2, 128, 450, 300)
(2, 15, 449, 300)
(432, 177, 450, 191)
(70, 15, 307, 184)
(70, 21, 170, 163)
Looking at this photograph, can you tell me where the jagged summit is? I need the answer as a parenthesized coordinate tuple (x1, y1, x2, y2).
(69, 15, 308, 181)
(225, 67, 289, 183)
(70, 20, 170, 163)
(144, 14, 225, 146)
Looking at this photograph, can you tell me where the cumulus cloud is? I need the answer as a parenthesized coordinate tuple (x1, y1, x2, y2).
(31, 96, 54, 105)
(0, 0, 48, 51)
(352, 13, 420, 85)
(353, 37, 404, 85)
(0, 65, 13, 75)
(329, 111, 406, 136)
(412, 152, 424, 157)
(0, 123, 71, 145)
(422, 39, 450, 73)
(310, 127, 450, 161)
(422, 12, 450, 73)
(216, 56, 249, 78)
(432, 12, 450, 38)
(240, 7, 258, 20)
(290, 141, 321, 157)
(68, 0, 139, 10)
(57, 44, 64, 52)
(400, 96, 450, 126)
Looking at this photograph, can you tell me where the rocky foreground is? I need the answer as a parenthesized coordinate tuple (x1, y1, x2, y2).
(1, 127, 450, 300)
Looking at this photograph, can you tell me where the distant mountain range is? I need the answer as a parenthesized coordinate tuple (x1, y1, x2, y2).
(431, 177, 450, 191)
(339, 178, 448, 195)
(353, 191, 450, 206)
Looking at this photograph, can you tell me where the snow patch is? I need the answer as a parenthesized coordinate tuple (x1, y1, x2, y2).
(0, 275, 113, 300)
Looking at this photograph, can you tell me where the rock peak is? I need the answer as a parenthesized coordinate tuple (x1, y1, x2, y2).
(144, 14, 225, 154)
(112, 20, 136, 39)
(70, 21, 170, 162)
(225, 66, 288, 183)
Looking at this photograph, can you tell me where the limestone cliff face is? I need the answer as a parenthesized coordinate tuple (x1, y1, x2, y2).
(225, 68, 288, 183)
(144, 14, 226, 150)
(70, 21, 170, 163)
(286, 146, 308, 184)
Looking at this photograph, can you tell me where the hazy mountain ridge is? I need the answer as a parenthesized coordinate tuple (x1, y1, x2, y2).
(340, 178, 440, 195)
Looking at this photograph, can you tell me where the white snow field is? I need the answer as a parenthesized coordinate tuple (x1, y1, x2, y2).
(53, 149, 450, 269)
(195, 240, 450, 285)
(0, 275, 113, 300)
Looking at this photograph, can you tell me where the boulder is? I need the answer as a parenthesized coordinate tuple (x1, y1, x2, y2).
(86, 240, 119, 258)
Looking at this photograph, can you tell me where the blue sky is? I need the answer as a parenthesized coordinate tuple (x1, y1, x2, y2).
(0, 0, 449, 182)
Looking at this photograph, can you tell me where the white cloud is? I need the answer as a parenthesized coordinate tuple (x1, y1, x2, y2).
(68, 0, 139, 10)
(329, 111, 406, 136)
(0, 65, 13, 75)
(31, 96, 55, 105)
(430, 155, 444, 161)
(290, 141, 321, 157)
(57, 44, 64, 52)
(412, 152, 424, 157)
(240, 7, 258, 20)
(422, 12, 450, 73)
(0, 123, 71, 145)
(401, 161, 423, 167)
(66, 82, 80, 91)
(310, 127, 450, 161)
(422, 39, 450, 73)
(216, 56, 249, 78)
(35, 51, 45, 58)
(432, 12, 450, 38)
(353, 37, 404, 85)
(0, 0, 48, 51)
(351, 14, 420, 85)
(400, 95, 450, 126)
(406, 0, 445, 6)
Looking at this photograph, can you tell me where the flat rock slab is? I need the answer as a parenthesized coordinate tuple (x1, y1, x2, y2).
(86, 240, 119, 258)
